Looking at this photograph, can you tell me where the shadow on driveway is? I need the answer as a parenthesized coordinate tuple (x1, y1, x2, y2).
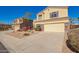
(0, 42, 9, 53)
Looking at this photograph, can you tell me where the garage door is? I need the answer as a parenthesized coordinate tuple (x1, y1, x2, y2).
(44, 23, 65, 32)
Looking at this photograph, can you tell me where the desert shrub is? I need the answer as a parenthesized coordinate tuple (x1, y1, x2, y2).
(17, 29, 22, 31)
(0, 27, 3, 31)
(27, 30, 30, 32)
(24, 33, 30, 36)
(67, 28, 79, 52)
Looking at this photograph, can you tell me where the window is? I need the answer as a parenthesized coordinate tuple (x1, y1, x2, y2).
(50, 11, 58, 18)
(38, 14, 42, 20)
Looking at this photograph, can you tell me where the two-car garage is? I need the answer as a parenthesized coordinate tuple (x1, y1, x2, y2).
(33, 17, 69, 32)
(34, 23, 65, 32)
(44, 23, 65, 32)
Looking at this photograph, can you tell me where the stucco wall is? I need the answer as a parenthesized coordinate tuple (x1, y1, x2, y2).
(33, 18, 69, 28)
(14, 24, 20, 31)
(37, 7, 68, 20)
(33, 7, 69, 32)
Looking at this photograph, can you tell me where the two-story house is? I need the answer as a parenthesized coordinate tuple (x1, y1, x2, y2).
(33, 6, 70, 32)
(12, 18, 33, 31)
(12, 18, 23, 31)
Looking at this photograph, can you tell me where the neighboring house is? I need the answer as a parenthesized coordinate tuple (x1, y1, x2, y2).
(33, 6, 70, 32)
(0, 23, 11, 30)
(12, 18, 33, 31)
(12, 18, 23, 31)
(0, 24, 11, 28)
(20, 20, 33, 30)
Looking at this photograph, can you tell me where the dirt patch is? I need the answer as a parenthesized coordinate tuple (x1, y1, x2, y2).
(62, 29, 79, 53)
(7, 31, 27, 39)
(62, 31, 73, 53)
(66, 29, 79, 52)
(7, 31, 39, 39)
(62, 39, 73, 53)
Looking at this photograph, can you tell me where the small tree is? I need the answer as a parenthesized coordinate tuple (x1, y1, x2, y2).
(69, 18, 75, 24)
(24, 12, 32, 19)
(77, 17, 79, 24)
(22, 12, 33, 22)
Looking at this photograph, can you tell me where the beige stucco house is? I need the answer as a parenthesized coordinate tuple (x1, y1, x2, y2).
(33, 6, 70, 32)
(12, 18, 23, 31)
(12, 18, 33, 31)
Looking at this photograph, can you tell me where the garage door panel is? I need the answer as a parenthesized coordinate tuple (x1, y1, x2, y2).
(44, 23, 64, 32)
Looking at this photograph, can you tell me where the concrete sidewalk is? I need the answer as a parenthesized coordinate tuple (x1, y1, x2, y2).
(0, 31, 64, 53)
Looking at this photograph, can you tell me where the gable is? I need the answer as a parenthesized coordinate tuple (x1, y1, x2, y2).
(37, 6, 68, 20)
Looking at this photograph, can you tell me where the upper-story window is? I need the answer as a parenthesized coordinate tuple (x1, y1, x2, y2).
(50, 11, 58, 18)
(38, 14, 42, 20)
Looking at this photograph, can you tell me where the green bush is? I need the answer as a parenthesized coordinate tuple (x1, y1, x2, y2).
(34, 25, 41, 31)
(24, 33, 30, 36)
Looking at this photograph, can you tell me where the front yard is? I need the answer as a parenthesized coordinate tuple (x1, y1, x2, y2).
(7, 30, 39, 39)
(0, 31, 64, 52)
(1, 28, 79, 53)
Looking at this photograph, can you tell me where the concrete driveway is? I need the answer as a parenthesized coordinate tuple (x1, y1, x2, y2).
(0, 31, 64, 53)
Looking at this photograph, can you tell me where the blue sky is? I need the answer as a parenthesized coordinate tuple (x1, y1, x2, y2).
(0, 6, 79, 24)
